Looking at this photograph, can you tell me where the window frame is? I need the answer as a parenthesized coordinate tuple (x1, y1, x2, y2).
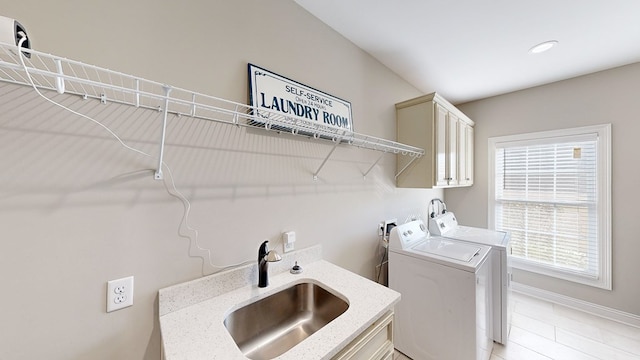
(488, 124, 611, 290)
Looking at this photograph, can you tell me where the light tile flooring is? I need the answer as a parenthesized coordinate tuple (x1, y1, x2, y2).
(393, 292, 640, 360)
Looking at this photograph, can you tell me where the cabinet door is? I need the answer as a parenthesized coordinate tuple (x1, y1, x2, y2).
(458, 121, 467, 184)
(434, 103, 448, 187)
(457, 122, 474, 186)
(446, 113, 459, 186)
(458, 122, 469, 186)
(332, 311, 394, 360)
(465, 125, 474, 185)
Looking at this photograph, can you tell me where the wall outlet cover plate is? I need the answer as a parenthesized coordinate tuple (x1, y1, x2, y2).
(107, 276, 134, 312)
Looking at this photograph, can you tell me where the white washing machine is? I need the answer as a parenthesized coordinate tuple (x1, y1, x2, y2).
(389, 220, 493, 360)
(430, 212, 512, 344)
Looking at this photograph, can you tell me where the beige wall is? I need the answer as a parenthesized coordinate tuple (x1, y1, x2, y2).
(447, 62, 640, 316)
(0, 1, 440, 359)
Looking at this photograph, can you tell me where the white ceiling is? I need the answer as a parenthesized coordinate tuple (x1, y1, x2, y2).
(294, 0, 640, 104)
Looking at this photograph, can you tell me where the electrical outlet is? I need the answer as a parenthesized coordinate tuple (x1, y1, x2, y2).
(107, 276, 134, 313)
(382, 218, 397, 241)
(282, 231, 296, 253)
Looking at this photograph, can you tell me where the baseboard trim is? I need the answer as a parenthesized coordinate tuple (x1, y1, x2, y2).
(512, 282, 640, 329)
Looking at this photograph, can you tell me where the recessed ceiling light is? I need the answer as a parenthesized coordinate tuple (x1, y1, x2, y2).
(529, 40, 559, 54)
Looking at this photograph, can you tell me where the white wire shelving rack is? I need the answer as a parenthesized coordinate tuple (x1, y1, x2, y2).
(0, 42, 424, 180)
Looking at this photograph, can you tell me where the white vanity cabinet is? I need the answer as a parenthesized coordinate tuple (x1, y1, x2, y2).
(332, 311, 394, 360)
(396, 92, 474, 188)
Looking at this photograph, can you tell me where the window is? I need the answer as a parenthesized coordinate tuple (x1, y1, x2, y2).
(488, 124, 611, 289)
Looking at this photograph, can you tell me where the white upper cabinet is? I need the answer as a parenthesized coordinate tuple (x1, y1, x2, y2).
(396, 92, 474, 188)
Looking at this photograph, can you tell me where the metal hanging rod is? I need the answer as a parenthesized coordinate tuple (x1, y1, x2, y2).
(0, 42, 424, 180)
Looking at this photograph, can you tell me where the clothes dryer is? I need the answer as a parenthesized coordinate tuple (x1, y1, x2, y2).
(430, 212, 511, 344)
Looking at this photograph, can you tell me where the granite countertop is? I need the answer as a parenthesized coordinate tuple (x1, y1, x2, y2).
(158, 246, 400, 360)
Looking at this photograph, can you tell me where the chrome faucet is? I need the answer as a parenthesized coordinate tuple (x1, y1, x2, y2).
(258, 240, 282, 288)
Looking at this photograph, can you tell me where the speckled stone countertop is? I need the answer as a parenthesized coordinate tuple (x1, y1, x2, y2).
(158, 245, 400, 360)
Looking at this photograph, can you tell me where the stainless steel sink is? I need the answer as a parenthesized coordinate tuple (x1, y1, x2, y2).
(224, 282, 349, 360)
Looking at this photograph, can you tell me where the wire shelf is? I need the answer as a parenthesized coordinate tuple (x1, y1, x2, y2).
(0, 42, 424, 180)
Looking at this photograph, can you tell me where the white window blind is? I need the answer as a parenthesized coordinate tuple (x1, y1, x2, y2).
(489, 125, 611, 289)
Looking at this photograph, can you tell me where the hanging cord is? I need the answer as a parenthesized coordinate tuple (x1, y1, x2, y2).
(375, 231, 388, 284)
(16, 36, 251, 275)
(161, 164, 254, 273)
(375, 222, 395, 284)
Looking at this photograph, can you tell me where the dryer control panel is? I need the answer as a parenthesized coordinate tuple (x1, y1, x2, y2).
(429, 212, 458, 236)
(389, 220, 429, 251)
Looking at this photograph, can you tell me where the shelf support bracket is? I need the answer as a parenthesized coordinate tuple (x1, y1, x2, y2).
(135, 79, 140, 108)
(190, 93, 196, 117)
(313, 140, 341, 181)
(395, 155, 419, 179)
(54, 59, 65, 94)
(363, 152, 386, 180)
(155, 85, 172, 180)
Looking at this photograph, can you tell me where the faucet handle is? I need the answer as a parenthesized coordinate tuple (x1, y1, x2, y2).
(259, 240, 282, 262)
(265, 250, 282, 262)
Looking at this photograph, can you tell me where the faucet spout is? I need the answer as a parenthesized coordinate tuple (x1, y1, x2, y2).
(258, 240, 282, 288)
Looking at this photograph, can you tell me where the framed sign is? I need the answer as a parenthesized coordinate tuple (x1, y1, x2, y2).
(248, 63, 353, 134)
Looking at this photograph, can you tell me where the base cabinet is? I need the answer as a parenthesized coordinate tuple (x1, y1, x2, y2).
(332, 311, 394, 360)
(396, 92, 474, 188)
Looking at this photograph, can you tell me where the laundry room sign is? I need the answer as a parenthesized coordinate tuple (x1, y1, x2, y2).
(248, 63, 353, 133)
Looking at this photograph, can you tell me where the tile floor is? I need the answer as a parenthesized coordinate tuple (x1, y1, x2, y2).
(393, 292, 640, 360)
